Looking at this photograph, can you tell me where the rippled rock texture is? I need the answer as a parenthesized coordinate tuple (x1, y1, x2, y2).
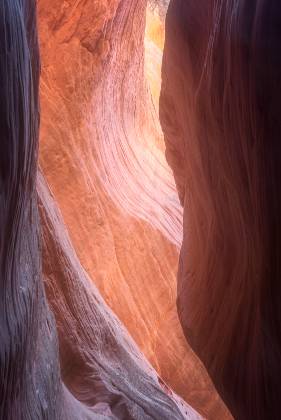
(38, 0, 229, 418)
(0, 0, 201, 418)
(160, 1, 281, 419)
(4, 0, 268, 418)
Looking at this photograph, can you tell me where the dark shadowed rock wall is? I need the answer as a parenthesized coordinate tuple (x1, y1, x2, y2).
(0, 1, 65, 417)
(160, 1, 281, 419)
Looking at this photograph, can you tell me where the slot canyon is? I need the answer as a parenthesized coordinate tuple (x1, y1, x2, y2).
(1, 1, 281, 420)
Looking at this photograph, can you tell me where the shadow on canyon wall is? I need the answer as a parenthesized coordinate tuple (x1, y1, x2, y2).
(160, 1, 281, 419)
(2, 0, 281, 419)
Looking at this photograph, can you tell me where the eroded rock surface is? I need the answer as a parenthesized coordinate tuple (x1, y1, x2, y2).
(37, 0, 231, 418)
(39, 171, 200, 419)
(160, 1, 281, 419)
(0, 1, 200, 418)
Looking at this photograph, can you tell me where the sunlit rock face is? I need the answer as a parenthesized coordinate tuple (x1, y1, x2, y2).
(38, 0, 181, 390)
(0, 1, 200, 418)
(161, 1, 281, 419)
(37, 0, 231, 418)
(145, 5, 165, 111)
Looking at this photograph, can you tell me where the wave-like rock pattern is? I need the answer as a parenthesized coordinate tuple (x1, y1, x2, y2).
(38, 0, 184, 385)
(38, 1, 231, 418)
(38, 171, 200, 420)
(0, 2, 63, 417)
(89, 1, 183, 248)
(0, 0, 200, 418)
(39, 0, 232, 418)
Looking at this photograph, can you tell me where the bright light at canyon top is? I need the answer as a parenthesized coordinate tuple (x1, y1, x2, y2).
(145, 1, 167, 112)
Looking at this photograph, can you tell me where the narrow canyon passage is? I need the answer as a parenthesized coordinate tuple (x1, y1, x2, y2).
(4, 0, 281, 419)
(38, 0, 229, 418)
(1, 2, 203, 418)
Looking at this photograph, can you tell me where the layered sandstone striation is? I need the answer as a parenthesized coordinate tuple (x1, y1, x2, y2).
(38, 0, 182, 392)
(0, 0, 232, 418)
(38, 171, 200, 419)
(38, 0, 230, 418)
(1, 1, 200, 418)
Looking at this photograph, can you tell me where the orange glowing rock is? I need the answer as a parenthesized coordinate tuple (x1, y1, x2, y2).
(37, 0, 229, 418)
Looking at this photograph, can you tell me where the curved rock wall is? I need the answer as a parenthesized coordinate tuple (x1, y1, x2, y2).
(38, 0, 182, 388)
(36, 0, 231, 417)
(0, 2, 64, 417)
(0, 0, 233, 418)
(160, 1, 281, 419)
(39, 171, 200, 419)
(38, 1, 230, 418)
(0, 1, 201, 418)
